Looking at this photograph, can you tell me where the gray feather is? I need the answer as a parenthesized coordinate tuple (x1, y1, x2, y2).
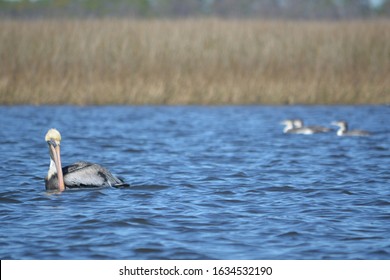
(62, 161, 127, 189)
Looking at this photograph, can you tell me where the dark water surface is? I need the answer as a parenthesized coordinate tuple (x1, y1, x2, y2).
(1, 105, 389, 259)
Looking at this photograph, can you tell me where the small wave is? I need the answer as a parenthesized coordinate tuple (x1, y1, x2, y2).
(355, 199, 390, 207)
(342, 236, 382, 241)
(277, 231, 300, 238)
(134, 247, 164, 254)
(0, 197, 21, 204)
(228, 171, 249, 178)
(129, 184, 172, 191)
(263, 185, 297, 192)
(123, 148, 145, 153)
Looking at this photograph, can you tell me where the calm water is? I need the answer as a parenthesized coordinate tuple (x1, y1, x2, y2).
(0, 105, 389, 260)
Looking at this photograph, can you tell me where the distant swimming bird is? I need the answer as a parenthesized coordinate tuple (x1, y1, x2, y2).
(281, 119, 315, 135)
(331, 121, 371, 136)
(45, 128, 129, 191)
(293, 119, 330, 133)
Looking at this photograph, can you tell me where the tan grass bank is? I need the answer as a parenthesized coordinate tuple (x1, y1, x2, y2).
(0, 19, 389, 105)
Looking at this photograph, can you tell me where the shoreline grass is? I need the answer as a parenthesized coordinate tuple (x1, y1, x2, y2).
(0, 19, 389, 105)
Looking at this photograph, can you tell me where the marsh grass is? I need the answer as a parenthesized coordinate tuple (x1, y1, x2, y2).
(0, 19, 389, 105)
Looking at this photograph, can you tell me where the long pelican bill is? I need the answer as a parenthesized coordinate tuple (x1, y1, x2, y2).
(48, 140, 65, 191)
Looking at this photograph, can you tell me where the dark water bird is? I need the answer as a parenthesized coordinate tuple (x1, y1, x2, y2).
(45, 128, 129, 191)
(293, 119, 330, 133)
(331, 121, 371, 136)
(281, 119, 317, 135)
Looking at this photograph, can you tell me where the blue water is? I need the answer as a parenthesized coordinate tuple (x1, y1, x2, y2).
(0, 105, 389, 260)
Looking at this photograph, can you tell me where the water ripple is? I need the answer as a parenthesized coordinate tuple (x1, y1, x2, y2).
(0, 105, 389, 259)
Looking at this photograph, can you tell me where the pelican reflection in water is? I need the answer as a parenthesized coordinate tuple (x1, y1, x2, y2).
(45, 128, 129, 191)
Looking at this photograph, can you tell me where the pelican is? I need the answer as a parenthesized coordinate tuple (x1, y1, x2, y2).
(281, 119, 316, 135)
(45, 128, 129, 191)
(293, 119, 330, 133)
(331, 121, 371, 136)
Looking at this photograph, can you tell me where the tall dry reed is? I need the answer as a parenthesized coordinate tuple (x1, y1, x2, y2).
(0, 19, 389, 105)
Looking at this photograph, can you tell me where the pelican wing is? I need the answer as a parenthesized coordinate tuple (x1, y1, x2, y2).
(63, 161, 127, 188)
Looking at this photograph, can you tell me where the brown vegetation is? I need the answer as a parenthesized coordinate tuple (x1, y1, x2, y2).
(0, 19, 389, 105)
